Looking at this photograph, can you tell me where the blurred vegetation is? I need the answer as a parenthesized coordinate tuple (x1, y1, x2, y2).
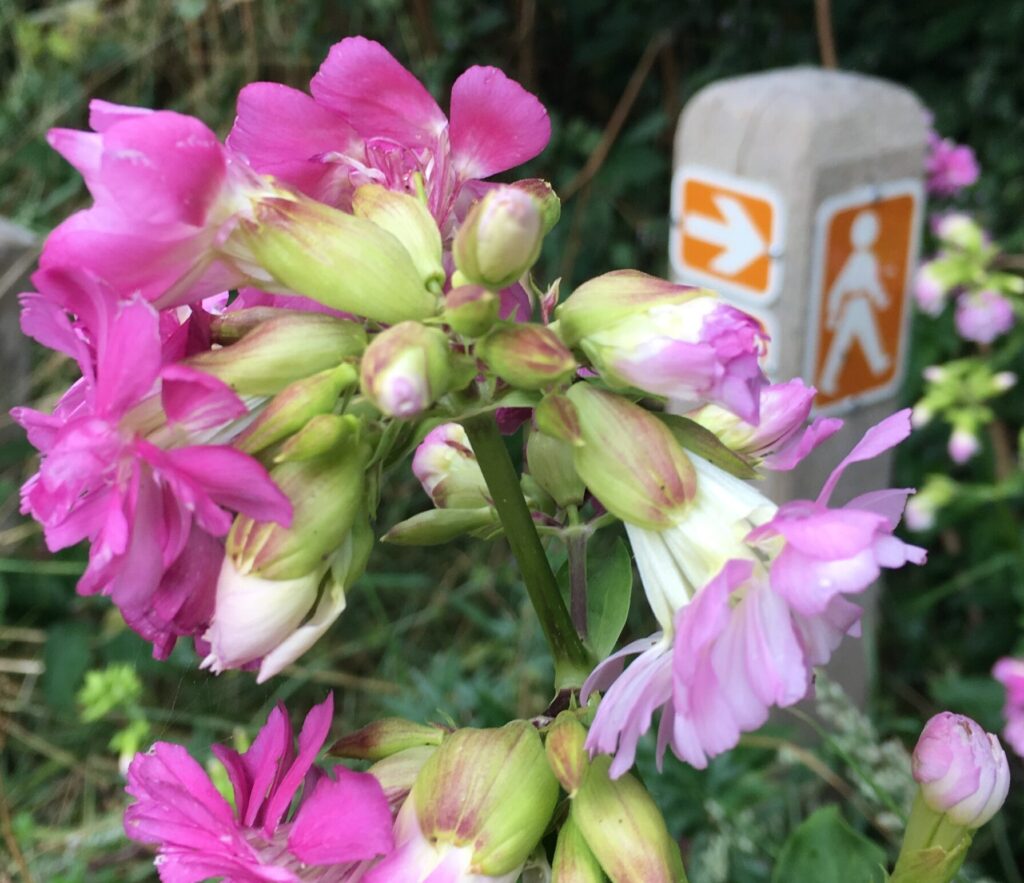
(1, 1, 1023, 881)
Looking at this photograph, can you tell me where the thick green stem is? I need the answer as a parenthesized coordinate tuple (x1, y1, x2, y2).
(463, 412, 594, 689)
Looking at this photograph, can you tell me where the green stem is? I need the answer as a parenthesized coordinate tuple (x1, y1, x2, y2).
(463, 412, 594, 689)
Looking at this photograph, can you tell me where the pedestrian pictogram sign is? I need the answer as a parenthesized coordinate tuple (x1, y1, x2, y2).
(670, 166, 785, 304)
(805, 180, 922, 414)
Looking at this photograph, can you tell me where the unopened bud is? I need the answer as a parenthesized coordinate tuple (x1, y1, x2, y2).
(236, 365, 357, 454)
(454, 186, 544, 289)
(233, 195, 439, 323)
(566, 383, 695, 529)
(528, 431, 585, 508)
(573, 757, 687, 883)
(444, 284, 500, 337)
(381, 507, 497, 546)
(331, 718, 445, 761)
(545, 713, 590, 795)
(367, 746, 437, 814)
(274, 413, 358, 462)
(948, 426, 979, 464)
(552, 813, 605, 883)
(511, 178, 561, 234)
(535, 392, 583, 445)
(913, 712, 1009, 829)
(188, 312, 366, 395)
(477, 322, 577, 389)
(934, 212, 985, 253)
(412, 423, 489, 509)
(360, 322, 452, 418)
(352, 183, 444, 291)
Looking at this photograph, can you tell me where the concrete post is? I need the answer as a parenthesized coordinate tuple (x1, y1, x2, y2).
(670, 68, 928, 704)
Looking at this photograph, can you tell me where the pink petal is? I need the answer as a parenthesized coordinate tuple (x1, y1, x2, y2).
(95, 296, 161, 417)
(288, 766, 394, 864)
(89, 99, 153, 131)
(46, 128, 103, 186)
(311, 37, 446, 148)
(449, 66, 551, 180)
(161, 363, 247, 430)
(100, 111, 228, 227)
(844, 487, 915, 529)
(817, 409, 913, 504)
(767, 506, 888, 558)
(764, 416, 843, 471)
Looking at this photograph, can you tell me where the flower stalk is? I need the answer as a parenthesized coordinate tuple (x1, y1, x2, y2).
(462, 412, 593, 689)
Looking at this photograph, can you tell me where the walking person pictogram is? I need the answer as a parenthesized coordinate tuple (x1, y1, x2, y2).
(818, 210, 891, 395)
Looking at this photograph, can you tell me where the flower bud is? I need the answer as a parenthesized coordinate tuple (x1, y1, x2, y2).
(476, 322, 577, 389)
(331, 718, 445, 761)
(412, 423, 489, 509)
(360, 321, 452, 418)
(367, 746, 438, 815)
(352, 183, 445, 291)
(566, 383, 696, 529)
(511, 178, 561, 234)
(948, 426, 979, 464)
(274, 413, 358, 463)
(236, 365, 357, 454)
(528, 430, 585, 508)
(914, 260, 949, 317)
(454, 186, 544, 289)
(552, 813, 606, 883)
(383, 507, 498, 546)
(904, 475, 957, 532)
(366, 721, 559, 881)
(912, 712, 1009, 829)
(233, 195, 440, 323)
(545, 713, 590, 796)
(535, 392, 583, 446)
(444, 284, 500, 337)
(572, 757, 687, 883)
(188, 312, 366, 395)
(934, 212, 985, 253)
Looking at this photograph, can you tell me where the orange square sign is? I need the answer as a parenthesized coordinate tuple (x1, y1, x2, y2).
(806, 181, 922, 413)
(670, 167, 785, 303)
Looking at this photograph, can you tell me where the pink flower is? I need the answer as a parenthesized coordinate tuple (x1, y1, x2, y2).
(230, 37, 550, 233)
(42, 101, 279, 307)
(583, 410, 924, 774)
(12, 268, 290, 658)
(748, 409, 927, 618)
(685, 379, 843, 471)
(954, 288, 1015, 344)
(913, 260, 950, 317)
(926, 131, 980, 198)
(948, 426, 980, 464)
(993, 657, 1024, 757)
(124, 694, 395, 882)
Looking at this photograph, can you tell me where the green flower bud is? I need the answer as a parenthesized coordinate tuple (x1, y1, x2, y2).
(232, 195, 440, 323)
(545, 712, 590, 795)
(352, 183, 444, 291)
(412, 721, 560, 876)
(273, 413, 359, 463)
(454, 186, 544, 289)
(331, 717, 445, 761)
(528, 430, 586, 508)
(188, 312, 366, 395)
(535, 392, 583, 445)
(553, 813, 607, 883)
(360, 321, 452, 418)
(382, 507, 498, 546)
(236, 365, 357, 454)
(573, 757, 688, 883)
(511, 178, 561, 234)
(557, 270, 706, 347)
(444, 284, 501, 337)
(566, 383, 696, 528)
(477, 322, 577, 389)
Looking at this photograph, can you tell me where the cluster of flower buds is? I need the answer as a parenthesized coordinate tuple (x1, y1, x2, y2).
(891, 711, 1009, 883)
(125, 695, 690, 882)
(913, 212, 1021, 343)
(911, 360, 1017, 465)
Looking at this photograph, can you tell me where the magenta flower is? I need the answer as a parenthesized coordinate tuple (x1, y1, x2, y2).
(125, 694, 395, 882)
(42, 101, 282, 307)
(954, 288, 1015, 344)
(685, 379, 843, 471)
(749, 409, 926, 618)
(12, 268, 290, 658)
(926, 131, 980, 198)
(230, 37, 550, 233)
(993, 657, 1024, 758)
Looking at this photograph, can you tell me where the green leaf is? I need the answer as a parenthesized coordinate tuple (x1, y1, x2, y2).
(557, 536, 633, 660)
(656, 413, 758, 480)
(772, 806, 887, 883)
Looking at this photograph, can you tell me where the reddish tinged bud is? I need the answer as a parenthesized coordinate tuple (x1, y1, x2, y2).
(331, 718, 445, 761)
(360, 321, 452, 419)
(444, 284, 500, 337)
(477, 322, 577, 389)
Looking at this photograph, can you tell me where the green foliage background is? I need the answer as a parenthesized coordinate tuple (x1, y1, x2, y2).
(1, 1, 1022, 880)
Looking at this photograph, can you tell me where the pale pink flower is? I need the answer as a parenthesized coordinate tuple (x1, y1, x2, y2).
(12, 268, 290, 658)
(913, 260, 950, 317)
(948, 426, 980, 465)
(954, 288, 1015, 344)
(230, 37, 550, 233)
(926, 131, 980, 198)
(125, 694, 394, 882)
(993, 657, 1024, 758)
